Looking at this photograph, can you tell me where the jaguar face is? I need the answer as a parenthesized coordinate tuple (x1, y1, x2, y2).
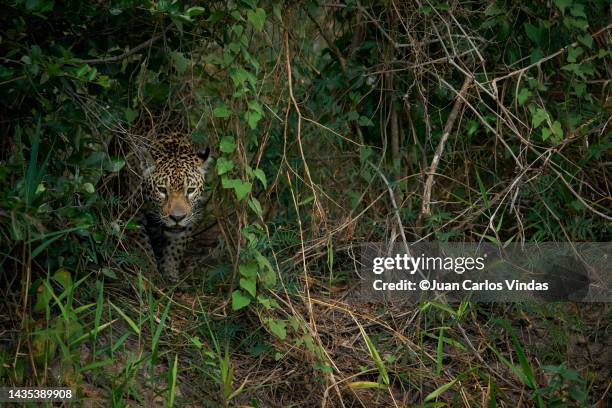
(143, 143, 211, 230)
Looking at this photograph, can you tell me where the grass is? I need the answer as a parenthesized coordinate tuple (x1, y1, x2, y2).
(0, 258, 610, 406)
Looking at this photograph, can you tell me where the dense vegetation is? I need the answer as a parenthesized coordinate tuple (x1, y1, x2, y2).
(1, 0, 610, 406)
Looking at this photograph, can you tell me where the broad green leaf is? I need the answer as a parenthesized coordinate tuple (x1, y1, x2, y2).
(248, 197, 263, 216)
(257, 296, 272, 309)
(346, 111, 359, 121)
(170, 51, 189, 74)
(253, 168, 267, 188)
(216, 157, 234, 175)
(54, 268, 72, 290)
(234, 181, 252, 200)
(83, 182, 95, 194)
(104, 157, 126, 173)
(567, 46, 583, 63)
(551, 120, 564, 139)
(531, 107, 548, 128)
(231, 290, 251, 310)
(124, 107, 138, 123)
(573, 82, 586, 97)
(267, 318, 287, 340)
(213, 104, 231, 118)
(578, 33, 593, 49)
(244, 109, 262, 129)
(222, 178, 253, 200)
(247, 8, 266, 31)
(360, 146, 373, 163)
(239, 262, 258, 278)
(219, 136, 236, 153)
(358, 116, 374, 126)
(569, 4, 586, 19)
(240, 277, 256, 297)
(517, 88, 532, 106)
(554, 0, 572, 14)
(524, 23, 543, 46)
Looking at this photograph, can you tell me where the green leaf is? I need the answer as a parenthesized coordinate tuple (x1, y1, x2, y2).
(561, 63, 593, 80)
(248, 197, 263, 216)
(83, 182, 95, 194)
(233, 181, 252, 200)
(359, 325, 389, 386)
(358, 116, 374, 127)
(551, 120, 564, 139)
(214, 103, 231, 118)
(239, 262, 258, 278)
(524, 23, 543, 46)
(360, 146, 373, 163)
(54, 269, 72, 291)
(104, 157, 125, 173)
(346, 111, 359, 121)
(190, 336, 203, 349)
(348, 381, 388, 390)
(257, 296, 272, 309)
(554, 0, 572, 14)
(240, 277, 256, 297)
(185, 6, 205, 17)
(100, 267, 117, 279)
(531, 107, 548, 128)
(578, 33, 593, 49)
(244, 109, 262, 129)
(219, 136, 236, 154)
(266, 318, 287, 340)
(168, 354, 178, 408)
(567, 46, 584, 63)
(253, 168, 267, 188)
(110, 301, 140, 334)
(517, 88, 532, 106)
(484, 3, 504, 16)
(247, 8, 266, 31)
(466, 120, 480, 136)
(231, 290, 251, 310)
(124, 107, 138, 123)
(216, 157, 234, 175)
(570, 4, 586, 18)
(573, 82, 586, 97)
(170, 51, 189, 74)
(425, 377, 460, 402)
(221, 178, 253, 200)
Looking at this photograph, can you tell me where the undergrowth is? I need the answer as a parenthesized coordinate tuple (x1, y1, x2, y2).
(0, 0, 610, 406)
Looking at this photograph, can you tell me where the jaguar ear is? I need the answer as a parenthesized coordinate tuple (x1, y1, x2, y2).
(197, 146, 212, 172)
(197, 146, 210, 161)
(136, 145, 155, 178)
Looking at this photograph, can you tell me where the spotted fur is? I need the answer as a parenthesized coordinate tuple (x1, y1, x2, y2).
(127, 132, 212, 284)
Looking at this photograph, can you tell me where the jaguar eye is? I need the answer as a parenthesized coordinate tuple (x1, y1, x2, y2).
(186, 187, 197, 195)
(157, 186, 167, 196)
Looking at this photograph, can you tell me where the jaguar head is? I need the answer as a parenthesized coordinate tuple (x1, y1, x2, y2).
(142, 143, 212, 230)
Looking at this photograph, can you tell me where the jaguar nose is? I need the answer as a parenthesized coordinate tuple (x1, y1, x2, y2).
(169, 213, 186, 223)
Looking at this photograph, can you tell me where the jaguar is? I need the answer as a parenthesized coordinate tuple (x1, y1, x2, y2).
(125, 131, 212, 284)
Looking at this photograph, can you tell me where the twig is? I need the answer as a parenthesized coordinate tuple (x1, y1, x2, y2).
(491, 23, 611, 83)
(419, 77, 471, 220)
(81, 31, 166, 65)
(366, 161, 427, 280)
